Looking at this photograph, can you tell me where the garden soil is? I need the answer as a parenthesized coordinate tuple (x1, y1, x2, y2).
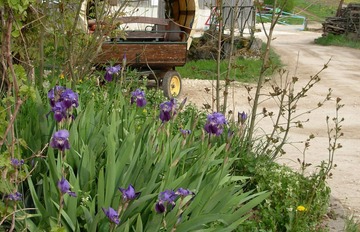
(180, 23, 360, 230)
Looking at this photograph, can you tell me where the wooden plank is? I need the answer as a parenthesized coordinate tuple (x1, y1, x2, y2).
(95, 43, 187, 68)
(125, 31, 166, 40)
(114, 16, 170, 25)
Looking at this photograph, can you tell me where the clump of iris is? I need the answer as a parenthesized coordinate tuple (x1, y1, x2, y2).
(204, 112, 227, 136)
(130, 89, 147, 107)
(47, 85, 79, 123)
(159, 99, 176, 123)
(104, 65, 121, 82)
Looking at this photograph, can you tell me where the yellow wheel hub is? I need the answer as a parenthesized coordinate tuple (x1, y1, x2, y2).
(170, 75, 181, 96)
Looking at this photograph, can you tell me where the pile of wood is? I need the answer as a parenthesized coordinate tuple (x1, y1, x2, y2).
(322, 3, 360, 38)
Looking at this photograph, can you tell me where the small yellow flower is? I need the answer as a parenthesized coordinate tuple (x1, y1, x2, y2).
(143, 109, 147, 113)
(296, 205, 306, 212)
(59, 73, 65, 79)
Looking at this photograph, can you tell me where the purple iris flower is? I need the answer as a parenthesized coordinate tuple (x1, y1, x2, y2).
(159, 189, 178, 202)
(104, 65, 121, 82)
(119, 184, 141, 202)
(159, 99, 176, 123)
(238, 111, 247, 124)
(52, 102, 67, 122)
(228, 130, 235, 138)
(50, 129, 70, 151)
(176, 188, 193, 197)
(57, 177, 77, 197)
(204, 112, 227, 136)
(104, 72, 112, 82)
(61, 88, 79, 109)
(131, 89, 147, 107)
(180, 129, 191, 137)
(102, 207, 120, 225)
(11, 158, 24, 167)
(155, 189, 178, 213)
(178, 97, 187, 110)
(48, 86, 65, 107)
(47, 86, 79, 122)
(155, 201, 166, 213)
(7, 192, 22, 201)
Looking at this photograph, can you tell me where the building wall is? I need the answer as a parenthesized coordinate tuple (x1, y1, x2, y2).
(115, 0, 254, 34)
(197, 0, 255, 34)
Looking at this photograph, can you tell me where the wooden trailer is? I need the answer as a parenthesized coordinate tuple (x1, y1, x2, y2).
(87, 0, 198, 98)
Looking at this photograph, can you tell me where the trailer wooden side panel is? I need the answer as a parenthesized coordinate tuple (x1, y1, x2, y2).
(95, 42, 187, 68)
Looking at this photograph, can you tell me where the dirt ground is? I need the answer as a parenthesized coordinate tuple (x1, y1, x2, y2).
(181, 23, 360, 229)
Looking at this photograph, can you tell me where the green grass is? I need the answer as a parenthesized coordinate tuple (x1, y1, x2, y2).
(315, 34, 360, 49)
(292, 0, 360, 22)
(278, 16, 305, 25)
(257, 15, 305, 25)
(181, 1, 358, 81)
(178, 46, 282, 82)
(262, 0, 360, 24)
(344, 215, 360, 232)
(258, 0, 337, 25)
(293, 0, 337, 21)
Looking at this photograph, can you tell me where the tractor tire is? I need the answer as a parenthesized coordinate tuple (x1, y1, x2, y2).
(162, 70, 182, 98)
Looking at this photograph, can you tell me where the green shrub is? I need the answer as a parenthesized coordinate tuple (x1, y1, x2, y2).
(236, 155, 331, 231)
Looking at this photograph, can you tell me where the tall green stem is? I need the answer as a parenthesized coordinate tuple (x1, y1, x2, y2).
(57, 194, 64, 226)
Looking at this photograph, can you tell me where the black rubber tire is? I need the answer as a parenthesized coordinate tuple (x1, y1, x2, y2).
(162, 70, 182, 98)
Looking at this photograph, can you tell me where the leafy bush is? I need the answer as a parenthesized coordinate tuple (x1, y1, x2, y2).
(236, 155, 331, 232)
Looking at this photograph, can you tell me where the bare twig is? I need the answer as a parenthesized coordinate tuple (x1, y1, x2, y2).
(216, 0, 223, 112)
(222, 0, 241, 115)
(0, 98, 23, 148)
(247, 0, 282, 153)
